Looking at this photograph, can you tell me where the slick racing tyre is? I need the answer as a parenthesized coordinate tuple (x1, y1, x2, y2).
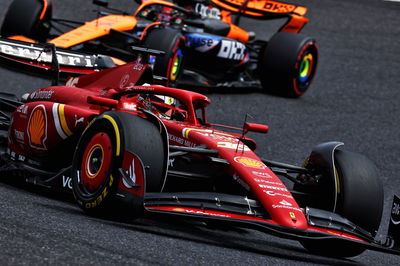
(1, 0, 52, 42)
(71, 112, 167, 216)
(143, 28, 185, 86)
(299, 150, 384, 257)
(258, 32, 318, 97)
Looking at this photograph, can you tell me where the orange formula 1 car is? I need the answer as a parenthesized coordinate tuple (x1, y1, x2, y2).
(0, 0, 318, 97)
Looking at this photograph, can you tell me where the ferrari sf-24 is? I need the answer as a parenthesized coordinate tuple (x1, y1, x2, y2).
(0, 51, 399, 258)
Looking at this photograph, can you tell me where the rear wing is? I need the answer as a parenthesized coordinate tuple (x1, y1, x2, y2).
(0, 38, 115, 76)
(210, 0, 309, 33)
(0, 38, 169, 84)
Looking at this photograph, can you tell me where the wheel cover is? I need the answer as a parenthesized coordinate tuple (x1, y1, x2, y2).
(80, 132, 113, 192)
(169, 49, 183, 81)
(298, 52, 314, 83)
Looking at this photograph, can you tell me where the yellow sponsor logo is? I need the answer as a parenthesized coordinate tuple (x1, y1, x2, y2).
(234, 156, 266, 169)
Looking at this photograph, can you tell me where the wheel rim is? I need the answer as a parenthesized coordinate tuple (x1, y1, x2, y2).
(80, 132, 113, 193)
(169, 49, 183, 81)
(298, 52, 314, 84)
(293, 42, 318, 95)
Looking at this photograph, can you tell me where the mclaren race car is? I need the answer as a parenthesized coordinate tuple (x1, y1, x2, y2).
(0, 51, 399, 258)
(0, 0, 318, 97)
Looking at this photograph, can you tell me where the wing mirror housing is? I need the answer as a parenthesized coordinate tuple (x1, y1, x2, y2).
(243, 122, 269, 134)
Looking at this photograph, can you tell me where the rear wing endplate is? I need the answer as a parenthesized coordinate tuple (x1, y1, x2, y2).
(210, 0, 309, 32)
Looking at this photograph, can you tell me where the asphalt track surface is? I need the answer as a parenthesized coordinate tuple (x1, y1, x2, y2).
(0, 0, 400, 265)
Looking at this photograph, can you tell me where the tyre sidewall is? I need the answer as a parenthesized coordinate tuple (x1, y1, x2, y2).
(72, 114, 123, 212)
(259, 32, 318, 97)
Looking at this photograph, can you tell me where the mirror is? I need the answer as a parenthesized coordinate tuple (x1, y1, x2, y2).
(244, 122, 269, 134)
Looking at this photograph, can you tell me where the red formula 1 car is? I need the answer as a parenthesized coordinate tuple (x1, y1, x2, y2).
(0, 52, 399, 258)
(0, 0, 318, 96)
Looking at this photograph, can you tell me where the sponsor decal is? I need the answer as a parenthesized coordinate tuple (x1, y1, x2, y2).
(263, 190, 293, 199)
(217, 40, 246, 60)
(388, 195, 400, 248)
(186, 33, 220, 52)
(120, 74, 130, 88)
(16, 105, 28, 115)
(0, 40, 95, 67)
(74, 115, 84, 127)
(252, 170, 273, 179)
(52, 103, 73, 140)
(175, 208, 229, 218)
(122, 102, 137, 111)
(122, 159, 137, 189)
(133, 63, 144, 71)
(27, 105, 47, 150)
(182, 128, 233, 139)
(259, 184, 288, 191)
(168, 158, 175, 167)
(126, 85, 155, 92)
(391, 196, 400, 225)
(30, 90, 54, 100)
(279, 200, 292, 206)
(217, 141, 250, 151)
(254, 178, 282, 185)
(79, 174, 113, 209)
(62, 175, 72, 189)
(65, 77, 79, 87)
(272, 205, 301, 211)
(234, 156, 266, 169)
(263, 2, 295, 13)
(289, 212, 296, 219)
(18, 154, 25, 162)
(169, 134, 196, 147)
(195, 3, 221, 19)
(14, 129, 24, 142)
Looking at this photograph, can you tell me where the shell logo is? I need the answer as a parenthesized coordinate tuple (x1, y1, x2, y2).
(27, 105, 47, 150)
(234, 156, 266, 169)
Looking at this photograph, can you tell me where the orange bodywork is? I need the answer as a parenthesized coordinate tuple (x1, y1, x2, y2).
(49, 15, 137, 48)
(8, 35, 36, 43)
(210, 0, 300, 15)
(280, 14, 309, 33)
(39, 0, 50, 20)
(226, 24, 249, 43)
(140, 22, 162, 41)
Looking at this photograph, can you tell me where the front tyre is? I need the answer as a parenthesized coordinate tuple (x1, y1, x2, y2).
(299, 150, 383, 257)
(258, 32, 318, 97)
(71, 112, 166, 217)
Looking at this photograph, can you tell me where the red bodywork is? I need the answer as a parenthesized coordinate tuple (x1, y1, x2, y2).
(6, 60, 364, 242)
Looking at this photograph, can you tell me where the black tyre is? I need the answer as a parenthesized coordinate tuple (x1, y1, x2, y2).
(142, 28, 185, 86)
(258, 32, 318, 97)
(299, 150, 383, 257)
(71, 112, 166, 216)
(1, 0, 52, 42)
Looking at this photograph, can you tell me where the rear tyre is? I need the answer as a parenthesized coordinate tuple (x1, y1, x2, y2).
(1, 0, 52, 42)
(142, 28, 185, 86)
(71, 112, 166, 217)
(258, 32, 318, 97)
(299, 150, 383, 257)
